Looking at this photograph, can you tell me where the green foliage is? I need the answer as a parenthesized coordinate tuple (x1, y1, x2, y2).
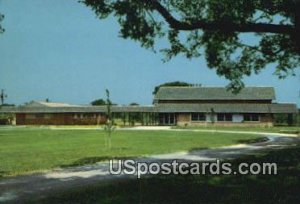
(91, 98, 106, 106)
(82, 0, 300, 91)
(129, 102, 139, 106)
(153, 81, 195, 95)
(274, 113, 297, 126)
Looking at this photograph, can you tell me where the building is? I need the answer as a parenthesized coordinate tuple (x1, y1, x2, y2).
(4, 101, 155, 126)
(154, 87, 297, 126)
(0, 87, 297, 126)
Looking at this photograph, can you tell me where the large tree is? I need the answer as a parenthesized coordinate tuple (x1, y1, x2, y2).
(82, 0, 300, 91)
(91, 98, 106, 105)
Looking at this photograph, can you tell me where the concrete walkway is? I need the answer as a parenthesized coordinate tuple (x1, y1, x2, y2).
(0, 131, 299, 203)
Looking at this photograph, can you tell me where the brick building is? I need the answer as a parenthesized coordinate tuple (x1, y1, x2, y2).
(154, 87, 297, 126)
(0, 87, 297, 126)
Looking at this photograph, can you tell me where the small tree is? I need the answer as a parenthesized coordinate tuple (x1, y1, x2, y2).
(104, 89, 115, 149)
(210, 108, 215, 124)
(0, 89, 7, 105)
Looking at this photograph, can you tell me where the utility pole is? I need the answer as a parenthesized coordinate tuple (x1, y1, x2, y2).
(0, 89, 7, 105)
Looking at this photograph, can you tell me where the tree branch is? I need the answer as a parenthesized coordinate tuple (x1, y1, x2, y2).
(147, 0, 294, 35)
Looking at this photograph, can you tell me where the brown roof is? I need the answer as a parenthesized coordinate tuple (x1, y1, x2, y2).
(155, 87, 276, 101)
(0, 103, 296, 114)
(0, 105, 156, 113)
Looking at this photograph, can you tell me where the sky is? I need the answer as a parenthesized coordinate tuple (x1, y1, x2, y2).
(0, 0, 299, 106)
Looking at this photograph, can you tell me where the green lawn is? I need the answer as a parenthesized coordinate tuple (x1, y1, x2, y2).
(0, 128, 261, 177)
(172, 125, 300, 133)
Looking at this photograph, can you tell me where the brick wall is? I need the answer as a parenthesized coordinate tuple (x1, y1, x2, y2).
(16, 113, 107, 125)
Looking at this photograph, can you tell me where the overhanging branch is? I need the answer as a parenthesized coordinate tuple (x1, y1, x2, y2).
(146, 0, 294, 35)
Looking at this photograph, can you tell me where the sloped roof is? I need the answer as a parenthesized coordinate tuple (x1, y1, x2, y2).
(0, 103, 296, 114)
(25, 101, 81, 107)
(156, 103, 297, 113)
(154, 87, 276, 101)
(0, 105, 155, 113)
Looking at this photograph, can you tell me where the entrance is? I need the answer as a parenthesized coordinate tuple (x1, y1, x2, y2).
(159, 113, 176, 125)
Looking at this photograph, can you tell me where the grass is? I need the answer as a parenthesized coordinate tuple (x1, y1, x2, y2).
(0, 127, 261, 177)
(172, 125, 300, 133)
(34, 142, 300, 204)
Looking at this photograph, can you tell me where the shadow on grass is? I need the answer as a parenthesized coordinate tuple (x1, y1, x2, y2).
(37, 142, 300, 204)
(60, 156, 134, 168)
(0, 170, 8, 178)
(236, 137, 269, 144)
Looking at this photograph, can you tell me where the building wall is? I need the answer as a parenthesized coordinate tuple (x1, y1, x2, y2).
(16, 113, 107, 125)
(176, 113, 274, 127)
(177, 113, 190, 123)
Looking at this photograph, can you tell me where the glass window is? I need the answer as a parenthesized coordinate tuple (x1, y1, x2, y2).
(217, 114, 224, 121)
(244, 114, 250, 121)
(252, 114, 259, 121)
(244, 114, 260, 121)
(225, 114, 232, 121)
(217, 113, 232, 122)
(191, 113, 206, 121)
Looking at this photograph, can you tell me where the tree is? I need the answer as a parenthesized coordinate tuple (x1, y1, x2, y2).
(104, 89, 115, 149)
(152, 81, 195, 95)
(129, 102, 139, 106)
(0, 89, 7, 105)
(209, 108, 216, 124)
(82, 0, 300, 91)
(91, 98, 106, 106)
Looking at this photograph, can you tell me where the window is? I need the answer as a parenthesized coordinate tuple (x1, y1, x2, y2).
(244, 114, 260, 122)
(191, 113, 206, 121)
(217, 113, 232, 122)
(159, 113, 176, 125)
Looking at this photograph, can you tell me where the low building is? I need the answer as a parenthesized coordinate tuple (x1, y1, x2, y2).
(154, 87, 297, 126)
(4, 101, 155, 125)
(0, 87, 297, 126)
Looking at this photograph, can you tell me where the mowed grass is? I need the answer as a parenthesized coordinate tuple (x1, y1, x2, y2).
(172, 125, 300, 133)
(0, 128, 261, 177)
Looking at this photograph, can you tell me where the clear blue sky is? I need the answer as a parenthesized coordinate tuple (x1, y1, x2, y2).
(0, 0, 299, 106)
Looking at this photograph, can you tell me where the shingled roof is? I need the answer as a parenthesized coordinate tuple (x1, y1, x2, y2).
(154, 87, 276, 101)
(156, 103, 297, 113)
(0, 105, 156, 113)
(0, 103, 296, 114)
